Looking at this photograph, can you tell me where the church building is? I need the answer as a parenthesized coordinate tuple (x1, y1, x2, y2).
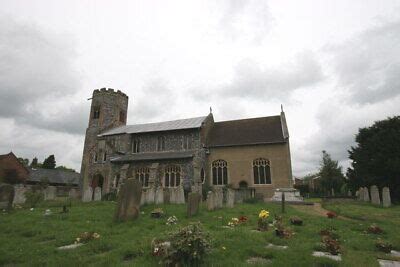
(80, 88, 293, 202)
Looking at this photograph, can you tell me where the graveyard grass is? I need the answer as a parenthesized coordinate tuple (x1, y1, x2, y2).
(1, 200, 399, 266)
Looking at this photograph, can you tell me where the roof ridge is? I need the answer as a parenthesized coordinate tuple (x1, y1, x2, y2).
(125, 115, 207, 127)
(215, 115, 281, 124)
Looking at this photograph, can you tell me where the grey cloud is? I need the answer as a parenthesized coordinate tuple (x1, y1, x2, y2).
(220, 51, 324, 100)
(0, 16, 84, 134)
(329, 20, 400, 104)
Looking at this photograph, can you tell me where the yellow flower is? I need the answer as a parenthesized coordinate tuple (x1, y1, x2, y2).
(259, 210, 270, 219)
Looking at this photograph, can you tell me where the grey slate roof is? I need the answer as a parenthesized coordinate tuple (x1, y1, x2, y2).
(28, 168, 80, 185)
(100, 116, 207, 136)
(110, 151, 194, 163)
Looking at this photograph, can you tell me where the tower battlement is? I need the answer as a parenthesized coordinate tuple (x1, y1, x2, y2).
(93, 88, 128, 99)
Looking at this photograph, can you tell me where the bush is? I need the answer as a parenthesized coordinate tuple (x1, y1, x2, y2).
(24, 191, 44, 208)
(154, 222, 211, 265)
(102, 191, 117, 201)
(375, 239, 393, 253)
(243, 197, 259, 204)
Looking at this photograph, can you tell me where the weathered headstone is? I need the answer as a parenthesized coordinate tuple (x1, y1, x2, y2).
(0, 184, 15, 211)
(82, 187, 93, 202)
(382, 187, 391, 208)
(163, 188, 170, 204)
(226, 189, 235, 208)
(44, 186, 57, 200)
(356, 188, 361, 200)
(370, 185, 380, 205)
(69, 188, 79, 199)
(146, 188, 155, 204)
(187, 192, 201, 217)
(217, 189, 223, 208)
(176, 186, 185, 204)
(13, 185, 27, 204)
(114, 178, 142, 221)
(363, 187, 370, 202)
(206, 191, 215, 211)
(94, 187, 102, 201)
(155, 187, 164, 204)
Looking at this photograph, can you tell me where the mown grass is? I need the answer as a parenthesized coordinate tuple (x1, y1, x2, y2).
(0, 200, 399, 266)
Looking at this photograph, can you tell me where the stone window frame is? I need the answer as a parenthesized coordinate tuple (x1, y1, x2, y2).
(135, 167, 150, 188)
(103, 151, 107, 162)
(200, 168, 206, 184)
(252, 158, 272, 185)
(157, 136, 166, 151)
(131, 137, 140, 153)
(212, 159, 228, 186)
(164, 165, 181, 188)
(92, 106, 100, 119)
(182, 135, 192, 150)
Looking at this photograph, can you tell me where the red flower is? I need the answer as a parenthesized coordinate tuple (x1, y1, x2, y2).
(326, 211, 337, 219)
(238, 216, 248, 223)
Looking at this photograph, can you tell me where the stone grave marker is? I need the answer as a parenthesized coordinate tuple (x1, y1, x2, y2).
(155, 187, 164, 204)
(363, 187, 370, 202)
(94, 187, 102, 201)
(370, 185, 380, 205)
(44, 186, 57, 200)
(206, 191, 215, 211)
(357, 187, 363, 201)
(226, 189, 235, 208)
(382, 187, 391, 208)
(82, 187, 93, 202)
(0, 184, 15, 211)
(114, 178, 142, 221)
(176, 186, 185, 204)
(187, 192, 201, 217)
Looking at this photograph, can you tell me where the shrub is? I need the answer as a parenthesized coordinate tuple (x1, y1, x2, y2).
(274, 218, 293, 238)
(367, 224, 383, 234)
(375, 239, 393, 253)
(326, 211, 337, 219)
(289, 216, 303, 226)
(154, 222, 211, 266)
(102, 191, 117, 201)
(24, 191, 44, 208)
(321, 235, 341, 255)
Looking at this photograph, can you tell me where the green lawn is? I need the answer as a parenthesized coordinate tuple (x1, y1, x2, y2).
(1, 200, 399, 266)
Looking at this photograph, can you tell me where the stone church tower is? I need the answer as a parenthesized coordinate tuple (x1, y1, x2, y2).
(80, 88, 128, 194)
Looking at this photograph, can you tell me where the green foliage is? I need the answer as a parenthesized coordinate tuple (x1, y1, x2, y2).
(55, 166, 76, 172)
(164, 222, 211, 265)
(17, 158, 29, 167)
(243, 197, 260, 204)
(347, 116, 400, 202)
(42, 155, 56, 169)
(30, 157, 39, 168)
(102, 191, 117, 201)
(319, 151, 345, 196)
(24, 191, 44, 208)
(202, 183, 212, 200)
(39, 177, 49, 189)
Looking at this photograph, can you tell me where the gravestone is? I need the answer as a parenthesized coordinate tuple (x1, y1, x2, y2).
(155, 188, 164, 204)
(146, 188, 155, 204)
(382, 187, 391, 208)
(114, 178, 142, 221)
(94, 187, 102, 201)
(169, 188, 176, 203)
(206, 191, 215, 211)
(163, 188, 170, 204)
(82, 187, 93, 202)
(13, 185, 27, 204)
(0, 184, 15, 211)
(370, 185, 380, 205)
(176, 186, 185, 204)
(69, 188, 79, 199)
(226, 189, 235, 208)
(363, 187, 370, 202)
(44, 186, 57, 200)
(187, 192, 201, 217)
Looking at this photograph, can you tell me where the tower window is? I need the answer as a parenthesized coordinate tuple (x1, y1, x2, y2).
(212, 160, 228, 185)
(164, 165, 181, 187)
(253, 158, 271, 184)
(93, 152, 98, 163)
(135, 167, 150, 187)
(93, 107, 100, 119)
(103, 152, 107, 162)
(200, 168, 205, 184)
(119, 110, 126, 123)
(182, 135, 192, 150)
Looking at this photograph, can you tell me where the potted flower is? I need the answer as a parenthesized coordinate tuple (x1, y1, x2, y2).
(257, 210, 269, 231)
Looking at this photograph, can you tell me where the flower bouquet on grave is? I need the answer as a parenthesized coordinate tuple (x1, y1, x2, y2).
(166, 216, 178, 225)
(151, 208, 164, 218)
(326, 211, 337, 219)
(257, 210, 269, 231)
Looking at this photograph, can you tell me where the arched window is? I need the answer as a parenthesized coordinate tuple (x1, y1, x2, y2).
(92, 107, 100, 119)
(132, 138, 140, 153)
(157, 136, 166, 151)
(253, 158, 271, 184)
(212, 160, 228, 185)
(135, 167, 150, 187)
(165, 165, 181, 187)
(200, 168, 205, 184)
(93, 152, 98, 163)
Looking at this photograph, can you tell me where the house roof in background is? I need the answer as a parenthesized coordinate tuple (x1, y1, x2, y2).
(99, 116, 207, 136)
(28, 168, 80, 185)
(207, 115, 287, 147)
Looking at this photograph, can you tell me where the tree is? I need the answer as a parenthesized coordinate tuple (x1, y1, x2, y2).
(55, 165, 76, 172)
(347, 116, 400, 202)
(318, 151, 345, 196)
(42, 155, 56, 169)
(30, 157, 39, 168)
(18, 157, 29, 167)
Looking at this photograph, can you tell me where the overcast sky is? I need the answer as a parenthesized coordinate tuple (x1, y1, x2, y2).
(1, 0, 399, 176)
